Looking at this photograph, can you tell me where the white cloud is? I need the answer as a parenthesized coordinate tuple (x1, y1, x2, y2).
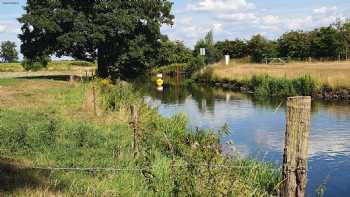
(0, 20, 21, 34)
(216, 13, 258, 22)
(213, 23, 223, 33)
(188, 0, 255, 12)
(0, 24, 6, 33)
(286, 16, 313, 30)
(261, 15, 280, 26)
(313, 6, 337, 15)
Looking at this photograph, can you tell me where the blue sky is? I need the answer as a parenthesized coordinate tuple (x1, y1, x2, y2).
(1, 0, 350, 52)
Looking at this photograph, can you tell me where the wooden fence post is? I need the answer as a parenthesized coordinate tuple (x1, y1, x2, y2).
(130, 105, 139, 157)
(92, 85, 97, 116)
(280, 96, 311, 197)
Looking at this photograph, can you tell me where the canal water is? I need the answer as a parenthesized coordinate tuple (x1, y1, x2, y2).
(138, 82, 350, 197)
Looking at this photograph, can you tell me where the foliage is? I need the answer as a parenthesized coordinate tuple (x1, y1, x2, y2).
(185, 55, 206, 75)
(194, 30, 221, 64)
(211, 20, 350, 63)
(157, 37, 193, 67)
(309, 26, 343, 59)
(18, 0, 174, 79)
(21, 55, 50, 71)
(278, 31, 311, 59)
(216, 39, 249, 58)
(248, 35, 278, 63)
(153, 63, 188, 75)
(0, 41, 18, 63)
(250, 75, 319, 97)
(0, 80, 280, 196)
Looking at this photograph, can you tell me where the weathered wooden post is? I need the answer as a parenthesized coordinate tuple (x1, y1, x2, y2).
(280, 96, 312, 197)
(92, 85, 97, 116)
(130, 105, 139, 157)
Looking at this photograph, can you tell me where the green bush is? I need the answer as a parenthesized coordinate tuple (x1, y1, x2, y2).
(21, 56, 50, 71)
(185, 55, 206, 75)
(250, 75, 318, 98)
(292, 75, 320, 96)
(100, 81, 141, 111)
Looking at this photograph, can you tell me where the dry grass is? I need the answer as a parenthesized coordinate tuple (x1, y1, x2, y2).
(0, 61, 96, 73)
(209, 60, 350, 88)
(0, 79, 129, 125)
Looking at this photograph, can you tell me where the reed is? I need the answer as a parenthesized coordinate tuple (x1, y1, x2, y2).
(209, 60, 350, 89)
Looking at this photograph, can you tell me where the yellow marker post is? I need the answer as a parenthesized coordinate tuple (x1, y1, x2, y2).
(156, 73, 164, 91)
(156, 78, 164, 86)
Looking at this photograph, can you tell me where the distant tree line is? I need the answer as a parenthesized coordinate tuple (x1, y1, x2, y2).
(215, 19, 350, 63)
(158, 19, 350, 72)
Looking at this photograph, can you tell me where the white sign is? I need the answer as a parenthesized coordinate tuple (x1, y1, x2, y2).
(200, 48, 206, 56)
(225, 55, 230, 65)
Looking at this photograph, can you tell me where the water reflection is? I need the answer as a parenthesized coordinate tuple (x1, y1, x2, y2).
(137, 80, 350, 196)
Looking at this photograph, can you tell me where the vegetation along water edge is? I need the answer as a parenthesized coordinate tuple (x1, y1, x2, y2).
(0, 78, 280, 196)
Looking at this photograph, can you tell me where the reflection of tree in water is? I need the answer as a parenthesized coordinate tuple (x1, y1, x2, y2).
(251, 97, 323, 114)
(136, 78, 344, 116)
(188, 84, 216, 113)
(135, 78, 189, 104)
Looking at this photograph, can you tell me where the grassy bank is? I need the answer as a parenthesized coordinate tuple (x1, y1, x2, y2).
(0, 78, 280, 196)
(195, 61, 350, 100)
(206, 61, 350, 88)
(0, 61, 96, 72)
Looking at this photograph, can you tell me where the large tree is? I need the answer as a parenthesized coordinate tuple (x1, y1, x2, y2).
(248, 34, 277, 63)
(215, 39, 248, 58)
(157, 37, 193, 66)
(277, 31, 311, 59)
(0, 41, 18, 63)
(18, 0, 174, 78)
(309, 26, 342, 59)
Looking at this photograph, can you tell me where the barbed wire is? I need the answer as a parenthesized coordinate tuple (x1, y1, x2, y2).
(0, 149, 281, 172)
(1, 161, 281, 173)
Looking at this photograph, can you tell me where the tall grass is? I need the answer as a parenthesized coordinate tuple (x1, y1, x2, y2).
(250, 75, 320, 97)
(208, 61, 350, 88)
(0, 79, 281, 196)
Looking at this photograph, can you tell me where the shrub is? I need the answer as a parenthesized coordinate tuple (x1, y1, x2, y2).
(250, 75, 318, 98)
(292, 75, 319, 96)
(99, 81, 141, 111)
(21, 56, 50, 71)
(185, 55, 206, 75)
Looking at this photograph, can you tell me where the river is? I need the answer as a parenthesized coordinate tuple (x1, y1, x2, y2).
(137, 81, 350, 197)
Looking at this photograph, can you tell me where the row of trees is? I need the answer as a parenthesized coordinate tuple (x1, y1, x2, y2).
(215, 20, 350, 62)
(0, 41, 18, 63)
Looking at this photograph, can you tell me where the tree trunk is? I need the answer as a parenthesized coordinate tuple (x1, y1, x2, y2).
(97, 47, 110, 78)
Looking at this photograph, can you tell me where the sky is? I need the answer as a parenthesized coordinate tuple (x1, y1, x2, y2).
(1, 0, 350, 53)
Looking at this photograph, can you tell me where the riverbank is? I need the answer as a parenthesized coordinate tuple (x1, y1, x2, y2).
(195, 61, 350, 101)
(0, 78, 280, 196)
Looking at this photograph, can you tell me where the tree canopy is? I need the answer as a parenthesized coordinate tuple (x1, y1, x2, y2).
(0, 41, 18, 63)
(157, 37, 193, 66)
(19, 0, 174, 78)
(194, 31, 221, 64)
